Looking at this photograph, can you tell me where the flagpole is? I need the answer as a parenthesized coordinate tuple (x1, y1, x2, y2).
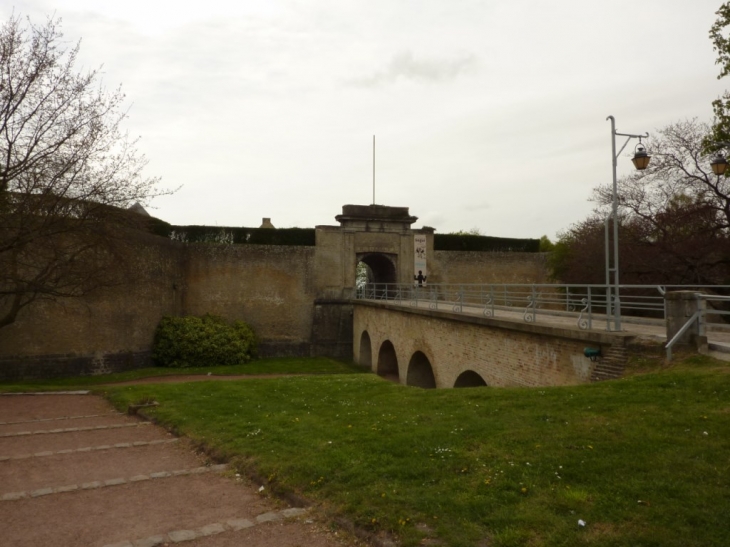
(372, 135, 375, 205)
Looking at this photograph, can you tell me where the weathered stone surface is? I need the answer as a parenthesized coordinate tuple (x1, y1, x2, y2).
(149, 472, 170, 479)
(133, 535, 166, 547)
(226, 518, 254, 531)
(281, 507, 309, 518)
(168, 529, 198, 542)
(255, 511, 282, 524)
(198, 523, 226, 536)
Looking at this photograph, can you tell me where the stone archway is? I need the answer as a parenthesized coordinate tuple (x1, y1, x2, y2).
(406, 351, 436, 389)
(359, 331, 372, 368)
(377, 340, 399, 381)
(454, 370, 488, 388)
(357, 253, 397, 285)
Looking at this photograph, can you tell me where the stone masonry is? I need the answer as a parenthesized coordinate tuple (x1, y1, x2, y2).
(354, 301, 633, 388)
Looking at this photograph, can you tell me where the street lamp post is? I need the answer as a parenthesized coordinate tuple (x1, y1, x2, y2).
(606, 116, 650, 331)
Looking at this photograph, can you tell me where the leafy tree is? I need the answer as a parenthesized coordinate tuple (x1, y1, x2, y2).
(0, 15, 164, 329)
(538, 235, 554, 252)
(551, 119, 730, 285)
(708, 2, 730, 148)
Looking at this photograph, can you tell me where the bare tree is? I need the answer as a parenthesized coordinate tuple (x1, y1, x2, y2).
(0, 15, 164, 329)
(552, 119, 730, 286)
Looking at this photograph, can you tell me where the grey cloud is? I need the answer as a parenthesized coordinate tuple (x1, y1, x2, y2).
(351, 50, 476, 87)
(464, 201, 491, 212)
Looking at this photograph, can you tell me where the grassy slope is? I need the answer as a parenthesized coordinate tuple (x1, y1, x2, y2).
(97, 355, 730, 547)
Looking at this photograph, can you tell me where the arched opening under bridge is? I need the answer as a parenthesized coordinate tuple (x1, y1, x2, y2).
(407, 351, 436, 389)
(454, 370, 488, 388)
(377, 340, 399, 382)
(359, 331, 372, 368)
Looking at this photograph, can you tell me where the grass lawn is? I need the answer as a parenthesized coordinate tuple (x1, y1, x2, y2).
(0, 357, 366, 392)
(96, 354, 730, 547)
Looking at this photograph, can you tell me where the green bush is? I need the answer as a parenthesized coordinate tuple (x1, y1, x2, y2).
(152, 314, 257, 368)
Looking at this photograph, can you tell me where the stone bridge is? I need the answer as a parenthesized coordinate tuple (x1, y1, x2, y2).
(353, 300, 635, 388)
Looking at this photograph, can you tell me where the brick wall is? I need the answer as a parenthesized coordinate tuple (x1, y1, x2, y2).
(353, 302, 631, 388)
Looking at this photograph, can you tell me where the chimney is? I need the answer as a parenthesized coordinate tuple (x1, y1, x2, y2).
(260, 217, 275, 229)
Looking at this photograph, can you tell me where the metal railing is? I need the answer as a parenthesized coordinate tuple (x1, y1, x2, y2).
(666, 294, 730, 360)
(357, 283, 730, 332)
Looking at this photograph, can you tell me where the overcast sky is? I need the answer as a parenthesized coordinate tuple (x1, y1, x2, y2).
(3, 1, 728, 238)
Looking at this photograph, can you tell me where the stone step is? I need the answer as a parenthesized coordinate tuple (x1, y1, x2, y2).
(0, 472, 272, 547)
(1, 464, 228, 502)
(0, 424, 173, 458)
(100, 508, 309, 547)
(0, 422, 151, 439)
(0, 440, 192, 493)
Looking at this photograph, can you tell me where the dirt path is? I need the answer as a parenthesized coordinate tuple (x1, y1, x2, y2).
(102, 373, 306, 386)
(0, 393, 360, 547)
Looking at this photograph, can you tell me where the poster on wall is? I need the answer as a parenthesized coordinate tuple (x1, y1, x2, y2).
(414, 234, 427, 287)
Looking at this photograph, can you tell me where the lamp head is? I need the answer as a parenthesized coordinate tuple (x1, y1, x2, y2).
(632, 144, 651, 170)
(711, 153, 728, 176)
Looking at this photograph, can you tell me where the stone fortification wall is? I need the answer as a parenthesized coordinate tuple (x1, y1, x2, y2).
(430, 251, 548, 285)
(0, 239, 319, 379)
(0, 208, 550, 380)
(0, 232, 186, 379)
(184, 244, 316, 356)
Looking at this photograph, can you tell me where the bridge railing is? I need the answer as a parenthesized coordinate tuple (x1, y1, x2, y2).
(665, 294, 730, 360)
(356, 283, 730, 331)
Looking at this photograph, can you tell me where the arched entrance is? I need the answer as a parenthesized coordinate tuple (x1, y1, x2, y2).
(406, 351, 436, 389)
(454, 370, 488, 388)
(377, 340, 399, 381)
(359, 331, 372, 368)
(357, 253, 397, 285)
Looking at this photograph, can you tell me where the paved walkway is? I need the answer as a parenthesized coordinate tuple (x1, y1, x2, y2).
(0, 393, 356, 547)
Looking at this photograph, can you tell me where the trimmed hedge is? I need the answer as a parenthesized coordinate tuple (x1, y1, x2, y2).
(156, 225, 315, 246)
(147, 221, 538, 252)
(434, 234, 540, 252)
(152, 314, 257, 368)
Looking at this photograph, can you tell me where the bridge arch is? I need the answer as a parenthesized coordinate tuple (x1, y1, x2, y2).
(454, 370, 488, 388)
(357, 253, 397, 285)
(406, 351, 436, 389)
(377, 340, 399, 381)
(359, 331, 372, 367)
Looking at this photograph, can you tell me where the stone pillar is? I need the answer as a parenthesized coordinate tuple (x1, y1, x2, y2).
(665, 291, 707, 351)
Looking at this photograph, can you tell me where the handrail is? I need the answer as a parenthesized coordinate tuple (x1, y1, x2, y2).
(357, 283, 730, 331)
(665, 310, 702, 361)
